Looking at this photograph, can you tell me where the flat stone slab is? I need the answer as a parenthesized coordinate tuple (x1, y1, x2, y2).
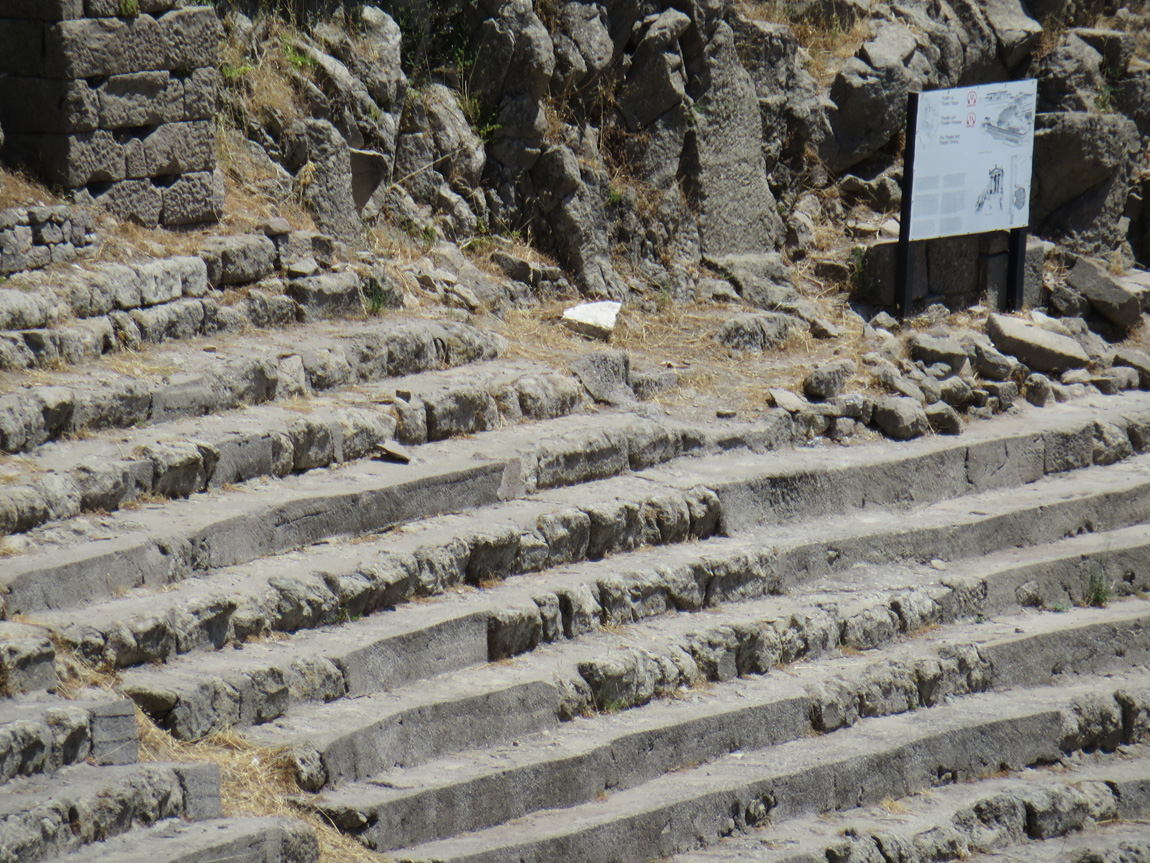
(37, 816, 318, 863)
(986, 313, 1090, 375)
(562, 301, 621, 340)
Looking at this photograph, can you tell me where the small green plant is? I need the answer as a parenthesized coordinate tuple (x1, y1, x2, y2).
(459, 92, 501, 143)
(606, 183, 625, 207)
(334, 607, 362, 625)
(220, 63, 254, 80)
(1052, 602, 1067, 613)
(363, 277, 395, 316)
(118, 0, 138, 16)
(283, 43, 317, 71)
(848, 245, 873, 297)
(1088, 570, 1111, 608)
(599, 695, 633, 714)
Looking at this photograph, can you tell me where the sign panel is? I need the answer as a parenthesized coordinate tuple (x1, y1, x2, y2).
(907, 79, 1037, 242)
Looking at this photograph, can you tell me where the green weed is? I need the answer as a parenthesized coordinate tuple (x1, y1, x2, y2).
(1088, 570, 1111, 608)
(363, 277, 395, 316)
(283, 43, 316, 71)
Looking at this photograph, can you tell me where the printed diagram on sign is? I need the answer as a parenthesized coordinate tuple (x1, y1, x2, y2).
(1011, 154, 1027, 212)
(976, 165, 1004, 213)
(980, 92, 1034, 146)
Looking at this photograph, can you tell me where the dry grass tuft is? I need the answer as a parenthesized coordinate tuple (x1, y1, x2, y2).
(737, 1, 872, 85)
(499, 296, 862, 419)
(0, 167, 59, 210)
(135, 709, 379, 863)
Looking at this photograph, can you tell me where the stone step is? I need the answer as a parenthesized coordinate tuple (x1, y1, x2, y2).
(35, 816, 319, 863)
(0, 621, 56, 695)
(385, 671, 1150, 863)
(7, 389, 1144, 621)
(240, 663, 562, 792)
(0, 696, 137, 787)
(0, 314, 501, 458)
(0, 761, 222, 863)
(110, 466, 1150, 742)
(549, 522, 1150, 714)
(0, 356, 591, 540)
(669, 746, 1150, 862)
(311, 600, 1150, 850)
(46, 469, 726, 670)
(219, 560, 1147, 795)
(963, 825, 1150, 863)
(2, 408, 794, 618)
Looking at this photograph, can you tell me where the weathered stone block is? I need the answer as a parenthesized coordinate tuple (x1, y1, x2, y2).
(171, 255, 209, 297)
(161, 170, 223, 226)
(5, 129, 124, 187)
(0, 76, 98, 132)
(161, 6, 221, 71)
(137, 259, 183, 306)
(286, 272, 365, 320)
(0, 224, 33, 254)
(124, 120, 215, 179)
(98, 71, 184, 128)
(50, 14, 167, 78)
(182, 66, 218, 119)
(84, 178, 163, 227)
(0, 11, 217, 78)
(200, 233, 276, 285)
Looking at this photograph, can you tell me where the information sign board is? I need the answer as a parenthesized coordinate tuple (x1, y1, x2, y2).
(907, 79, 1037, 242)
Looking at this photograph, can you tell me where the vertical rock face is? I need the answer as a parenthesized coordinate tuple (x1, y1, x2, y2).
(682, 19, 785, 257)
(0, 3, 222, 227)
(289, 119, 364, 246)
(1031, 112, 1142, 256)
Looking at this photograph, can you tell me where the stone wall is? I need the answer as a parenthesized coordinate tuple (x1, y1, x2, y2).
(0, 204, 97, 274)
(0, 0, 223, 228)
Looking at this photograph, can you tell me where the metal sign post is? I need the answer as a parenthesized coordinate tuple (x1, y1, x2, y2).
(896, 92, 919, 320)
(896, 80, 1038, 319)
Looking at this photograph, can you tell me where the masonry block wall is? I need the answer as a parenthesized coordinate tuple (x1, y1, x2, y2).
(0, 0, 223, 228)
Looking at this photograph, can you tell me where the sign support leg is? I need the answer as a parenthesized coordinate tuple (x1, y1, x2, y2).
(1006, 227, 1027, 312)
(896, 92, 920, 320)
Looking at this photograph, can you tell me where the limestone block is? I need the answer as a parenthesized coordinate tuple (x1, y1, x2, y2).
(562, 301, 620, 340)
(161, 6, 221, 71)
(98, 71, 184, 128)
(171, 255, 209, 297)
(0, 11, 217, 78)
(200, 233, 276, 286)
(183, 66, 218, 120)
(124, 121, 215, 179)
(130, 297, 205, 342)
(85, 178, 163, 227)
(986, 313, 1090, 375)
(49, 14, 167, 78)
(0, 624, 56, 694)
(286, 272, 365, 320)
(0, 288, 54, 329)
(160, 170, 224, 226)
(137, 259, 183, 306)
(0, 76, 98, 132)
